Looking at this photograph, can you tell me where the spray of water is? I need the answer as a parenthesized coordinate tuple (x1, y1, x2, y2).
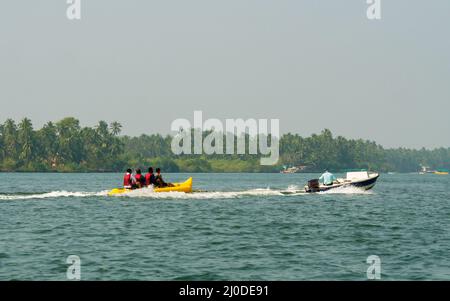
(0, 191, 108, 201)
(319, 185, 373, 195)
(0, 184, 373, 201)
(0, 188, 285, 201)
(118, 187, 284, 199)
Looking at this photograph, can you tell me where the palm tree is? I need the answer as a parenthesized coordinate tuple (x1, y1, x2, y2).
(18, 118, 35, 163)
(110, 121, 122, 136)
(3, 119, 18, 160)
(96, 121, 110, 137)
(56, 117, 83, 163)
(36, 121, 58, 167)
(0, 124, 4, 161)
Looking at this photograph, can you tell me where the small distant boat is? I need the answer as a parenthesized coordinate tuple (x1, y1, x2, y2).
(280, 165, 308, 174)
(434, 171, 449, 175)
(419, 166, 448, 175)
(304, 171, 379, 193)
(280, 166, 300, 174)
(419, 165, 434, 174)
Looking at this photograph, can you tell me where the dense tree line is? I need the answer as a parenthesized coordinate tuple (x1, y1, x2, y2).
(279, 129, 449, 172)
(0, 118, 449, 173)
(0, 118, 124, 172)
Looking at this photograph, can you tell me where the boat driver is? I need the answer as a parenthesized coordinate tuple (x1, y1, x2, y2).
(319, 170, 337, 186)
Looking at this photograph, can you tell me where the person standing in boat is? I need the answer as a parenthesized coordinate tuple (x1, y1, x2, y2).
(319, 170, 337, 186)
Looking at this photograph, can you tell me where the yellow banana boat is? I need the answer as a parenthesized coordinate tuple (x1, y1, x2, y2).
(107, 177, 193, 196)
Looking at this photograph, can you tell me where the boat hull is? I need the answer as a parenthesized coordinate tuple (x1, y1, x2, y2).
(107, 177, 193, 196)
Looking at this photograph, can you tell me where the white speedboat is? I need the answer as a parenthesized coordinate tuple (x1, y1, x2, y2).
(304, 171, 379, 193)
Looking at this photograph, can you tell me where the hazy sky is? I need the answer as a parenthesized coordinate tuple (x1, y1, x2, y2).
(1, 0, 449, 149)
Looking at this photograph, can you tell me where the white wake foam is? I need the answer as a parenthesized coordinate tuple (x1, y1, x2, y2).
(0, 187, 286, 201)
(0, 185, 373, 201)
(0, 190, 108, 200)
(286, 184, 300, 191)
(117, 187, 284, 199)
(319, 185, 373, 195)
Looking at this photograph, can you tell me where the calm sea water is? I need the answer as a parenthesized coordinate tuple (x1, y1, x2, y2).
(0, 172, 449, 280)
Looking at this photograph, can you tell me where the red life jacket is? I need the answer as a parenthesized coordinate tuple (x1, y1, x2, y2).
(135, 174, 143, 183)
(123, 173, 132, 187)
(145, 173, 153, 186)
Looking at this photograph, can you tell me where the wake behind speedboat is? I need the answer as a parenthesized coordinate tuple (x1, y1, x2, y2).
(305, 171, 379, 193)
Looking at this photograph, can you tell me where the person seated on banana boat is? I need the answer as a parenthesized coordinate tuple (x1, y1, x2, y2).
(123, 168, 133, 189)
(134, 169, 146, 188)
(145, 167, 156, 187)
(319, 170, 337, 186)
(154, 168, 174, 188)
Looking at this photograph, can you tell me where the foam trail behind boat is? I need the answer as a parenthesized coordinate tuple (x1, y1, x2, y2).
(319, 186, 374, 194)
(116, 188, 285, 199)
(0, 185, 372, 201)
(0, 191, 109, 200)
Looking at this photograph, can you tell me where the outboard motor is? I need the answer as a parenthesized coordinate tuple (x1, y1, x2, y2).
(307, 179, 320, 192)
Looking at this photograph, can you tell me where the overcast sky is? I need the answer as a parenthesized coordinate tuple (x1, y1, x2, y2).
(0, 0, 449, 149)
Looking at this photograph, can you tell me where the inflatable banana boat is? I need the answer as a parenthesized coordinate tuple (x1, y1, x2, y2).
(107, 177, 193, 196)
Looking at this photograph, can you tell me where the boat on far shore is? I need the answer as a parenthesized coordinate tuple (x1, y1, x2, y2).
(419, 166, 449, 175)
(280, 165, 308, 174)
(434, 171, 449, 175)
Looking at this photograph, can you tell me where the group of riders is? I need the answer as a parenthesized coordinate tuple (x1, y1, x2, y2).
(123, 167, 172, 189)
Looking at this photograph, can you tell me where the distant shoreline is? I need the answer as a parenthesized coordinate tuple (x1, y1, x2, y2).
(1, 117, 449, 174)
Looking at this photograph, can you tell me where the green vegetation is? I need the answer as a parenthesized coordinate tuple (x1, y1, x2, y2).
(0, 118, 449, 173)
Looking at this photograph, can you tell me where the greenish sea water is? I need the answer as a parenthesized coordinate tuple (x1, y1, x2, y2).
(0, 173, 449, 280)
